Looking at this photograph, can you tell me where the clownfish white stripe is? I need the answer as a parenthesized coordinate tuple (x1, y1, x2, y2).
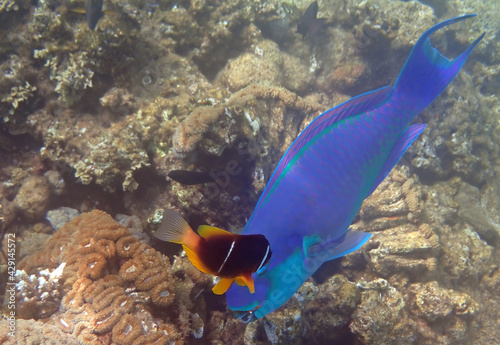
(217, 240, 235, 273)
(256, 245, 270, 272)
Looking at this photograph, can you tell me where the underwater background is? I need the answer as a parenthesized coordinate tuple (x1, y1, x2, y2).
(0, 0, 499, 344)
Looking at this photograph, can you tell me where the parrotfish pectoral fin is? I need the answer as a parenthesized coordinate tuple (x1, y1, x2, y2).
(394, 14, 484, 112)
(212, 278, 234, 295)
(302, 235, 323, 260)
(306, 229, 372, 262)
(367, 123, 426, 196)
(197, 225, 234, 239)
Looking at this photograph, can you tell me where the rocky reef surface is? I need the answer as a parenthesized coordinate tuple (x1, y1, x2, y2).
(1, 0, 499, 344)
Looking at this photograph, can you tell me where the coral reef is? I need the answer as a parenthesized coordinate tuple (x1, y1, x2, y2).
(0, 319, 78, 345)
(12, 210, 213, 344)
(13, 175, 51, 221)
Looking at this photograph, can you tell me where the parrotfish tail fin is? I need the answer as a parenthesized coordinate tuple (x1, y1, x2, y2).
(213, 278, 234, 295)
(394, 14, 484, 113)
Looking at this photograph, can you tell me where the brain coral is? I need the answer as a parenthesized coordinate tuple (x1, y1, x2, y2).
(15, 210, 212, 345)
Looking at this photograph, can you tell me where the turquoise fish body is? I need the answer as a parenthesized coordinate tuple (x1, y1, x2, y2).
(226, 15, 484, 321)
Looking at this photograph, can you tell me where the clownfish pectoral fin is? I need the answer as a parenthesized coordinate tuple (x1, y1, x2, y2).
(235, 274, 255, 294)
(212, 278, 234, 295)
(197, 225, 234, 239)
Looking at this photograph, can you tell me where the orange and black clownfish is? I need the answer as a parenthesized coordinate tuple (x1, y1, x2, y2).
(153, 209, 272, 295)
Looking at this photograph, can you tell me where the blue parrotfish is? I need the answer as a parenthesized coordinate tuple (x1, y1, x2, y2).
(224, 15, 484, 322)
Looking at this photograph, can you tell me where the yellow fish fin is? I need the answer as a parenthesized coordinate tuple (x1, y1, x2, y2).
(154, 209, 198, 247)
(183, 245, 213, 275)
(235, 273, 255, 294)
(197, 225, 234, 239)
(212, 278, 234, 295)
(102, 10, 118, 16)
(70, 7, 87, 14)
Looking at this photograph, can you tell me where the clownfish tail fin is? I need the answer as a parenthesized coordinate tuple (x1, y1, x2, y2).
(154, 209, 199, 249)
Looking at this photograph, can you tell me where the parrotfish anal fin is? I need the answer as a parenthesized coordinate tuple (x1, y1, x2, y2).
(394, 14, 484, 111)
(154, 209, 196, 245)
(367, 123, 426, 196)
(235, 274, 256, 294)
(257, 86, 393, 208)
(213, 278, 234, 295)
(197, 225, 233, 239)
(183, 245, 213, 275)
(306, 229, 372, 262)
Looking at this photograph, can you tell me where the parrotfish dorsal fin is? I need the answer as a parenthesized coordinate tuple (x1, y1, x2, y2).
(197, 225, 233, 239)
(154, 209, 197, 246)
(183, 245, 212, 275)
(257, 85, 393, 209)
(213, 277, 234, 295)
(235, 274, 255, 294)
(367, 123, 426, 196)
(305, 228, 371, 262)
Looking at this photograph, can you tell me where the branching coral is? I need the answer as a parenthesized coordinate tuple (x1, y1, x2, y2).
(46, 51, 96, 105)
(15, 263, 66, 319)
(0, 0, 21, 12)
(1, 81, 37, 121)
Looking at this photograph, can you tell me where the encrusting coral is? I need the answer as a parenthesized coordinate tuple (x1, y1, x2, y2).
(12, 210, 212, 344)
